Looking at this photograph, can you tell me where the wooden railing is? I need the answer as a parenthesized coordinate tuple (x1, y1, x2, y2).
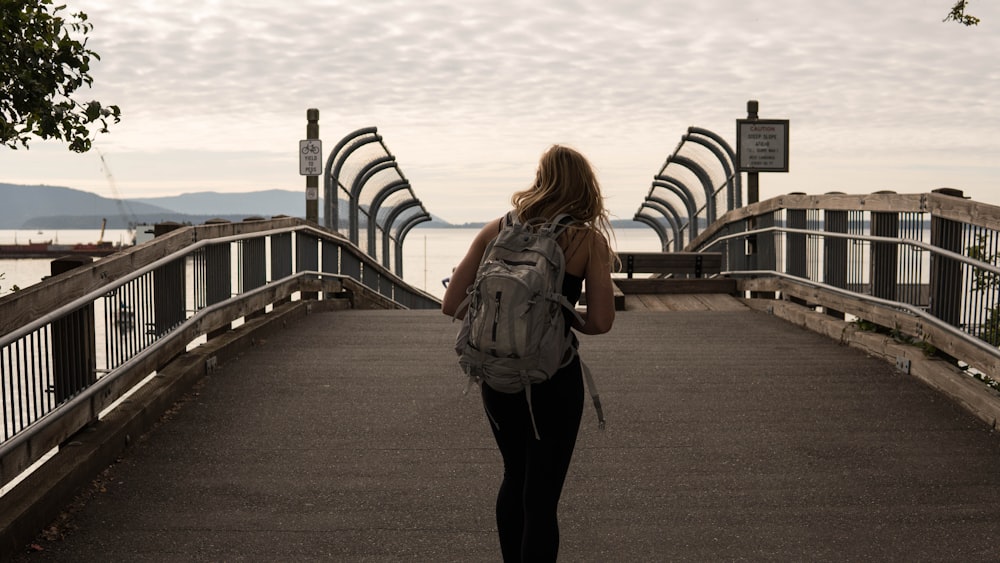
(687, 189, 1000, 388)
(0, 217, 439, 492)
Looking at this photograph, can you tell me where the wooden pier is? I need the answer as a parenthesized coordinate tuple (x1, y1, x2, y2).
(9, 305, 1000, 561)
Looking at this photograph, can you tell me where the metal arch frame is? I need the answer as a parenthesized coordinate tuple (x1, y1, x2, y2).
(667, 155, 717, 224)
(651, 177, 698, 241)
(638, 201, 681, 250)
(367, 179, 412, 259)
(348, 156, 397, 246)
(685, 127, 741, 212)
(323, 127, 380, 231)
(632, 211, 669, 251)
(395, 212, 431, 275)
(382, 199, 423, 267)
(642, 197, 685, 251)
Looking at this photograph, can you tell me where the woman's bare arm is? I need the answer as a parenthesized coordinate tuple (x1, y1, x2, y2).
(572, 231, 615, 335)
(441, 218, 502, 318)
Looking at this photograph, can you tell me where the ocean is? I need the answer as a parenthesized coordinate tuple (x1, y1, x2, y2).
(0, 227, 663, 301)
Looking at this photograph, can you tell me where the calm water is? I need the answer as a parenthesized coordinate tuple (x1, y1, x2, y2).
(1, 227, 663, 300)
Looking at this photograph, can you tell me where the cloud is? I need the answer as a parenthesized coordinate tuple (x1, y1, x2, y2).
(3, 0, 998, 223)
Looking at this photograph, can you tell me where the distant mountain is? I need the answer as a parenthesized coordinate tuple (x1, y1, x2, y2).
(0, 183, 648, 230)
(0, 184, 455, 229)
(0, 183, 175, 229)
(131, 189, 309, 217)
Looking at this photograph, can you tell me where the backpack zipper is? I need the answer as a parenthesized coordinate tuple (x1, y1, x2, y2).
(491, 291, 502, 344)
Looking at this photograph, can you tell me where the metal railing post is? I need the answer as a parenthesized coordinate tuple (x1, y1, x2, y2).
(871, 193, 900, 301)
(50, 257, 96, 404)
(824, 203, 849, 319)
(930, 188, 966, 327)
(786, 202, 807, 279)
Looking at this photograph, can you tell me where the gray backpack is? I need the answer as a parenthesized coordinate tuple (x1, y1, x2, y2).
(454, 212, 604, 439)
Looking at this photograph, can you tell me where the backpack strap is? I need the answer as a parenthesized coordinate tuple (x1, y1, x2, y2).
(541, 213, 575, 237)
(580, 358, 606, 430)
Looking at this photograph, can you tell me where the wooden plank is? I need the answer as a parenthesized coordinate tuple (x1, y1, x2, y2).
(924, 192, 1000, 231)
(693, 293, 749, 311)
(663, 294, 711, 311)
(635, 293, 672, 312)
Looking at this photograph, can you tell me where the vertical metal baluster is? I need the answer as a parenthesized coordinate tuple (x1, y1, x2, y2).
(2, 345, 9, 440)
(17, 338, 27, 431)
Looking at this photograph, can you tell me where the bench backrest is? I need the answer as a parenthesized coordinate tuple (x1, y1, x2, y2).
(617, 252, 722, 278)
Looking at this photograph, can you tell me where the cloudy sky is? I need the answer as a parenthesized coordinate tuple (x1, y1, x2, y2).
(2, 0, 998, 224)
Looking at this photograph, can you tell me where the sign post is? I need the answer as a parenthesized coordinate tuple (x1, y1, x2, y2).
(301, 109, 321, 224)
(736, 101, 789, 297)
(736, 100, 789, 204)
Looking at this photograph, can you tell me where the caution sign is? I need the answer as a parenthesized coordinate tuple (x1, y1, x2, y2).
(736, 119, 789, 173)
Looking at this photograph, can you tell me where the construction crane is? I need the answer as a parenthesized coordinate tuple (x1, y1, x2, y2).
(96, 148, 139, 239)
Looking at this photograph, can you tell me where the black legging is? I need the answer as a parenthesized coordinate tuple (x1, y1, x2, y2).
(481, 355, 584, 563)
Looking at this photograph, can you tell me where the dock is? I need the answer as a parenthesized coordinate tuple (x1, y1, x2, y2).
(12, 306, 1000, 561)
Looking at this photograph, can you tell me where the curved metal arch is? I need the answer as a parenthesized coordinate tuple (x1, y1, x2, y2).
(348, 156, 396, 244)
(668, 155, 717, 224)
(683, 132, 739, 213)
(639, 201, 681, 248)
(632, 212, 668, 251)
(651, 177, 698, 241)
(323, 128, 381, 231)
(642, 198, 685, 251)
(382, 199, 423, 265)
(688, 126, 742, 209)
(642, 204, 682, 252)
(395, 213, 431, 275)
(367, 179, 411, 257)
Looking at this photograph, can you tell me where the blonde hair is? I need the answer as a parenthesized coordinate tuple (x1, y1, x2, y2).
(511, 144, 616, 266)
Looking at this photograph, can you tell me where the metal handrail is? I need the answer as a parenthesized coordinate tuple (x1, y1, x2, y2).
(1, 220, 440, 483)
(707, 225, 1000, 276)
(0, 270, 340, 461)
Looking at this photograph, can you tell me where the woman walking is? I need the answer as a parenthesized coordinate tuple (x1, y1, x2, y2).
(442, 144, 616, 562)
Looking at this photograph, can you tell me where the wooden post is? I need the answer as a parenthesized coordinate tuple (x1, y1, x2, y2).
(746, 100, 760, 205)
(50, 256, 96, 404)
(745, 101, 761, 299)
(306, 109, 320, 224)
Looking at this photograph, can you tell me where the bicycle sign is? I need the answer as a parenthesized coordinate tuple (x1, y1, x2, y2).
(299, 140, 323, 176)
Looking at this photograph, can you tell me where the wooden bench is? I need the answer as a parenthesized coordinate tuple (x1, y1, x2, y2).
(618, 251, 722, 278)
(582, 252, 734, 310)
(613, 252, 735, 308)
